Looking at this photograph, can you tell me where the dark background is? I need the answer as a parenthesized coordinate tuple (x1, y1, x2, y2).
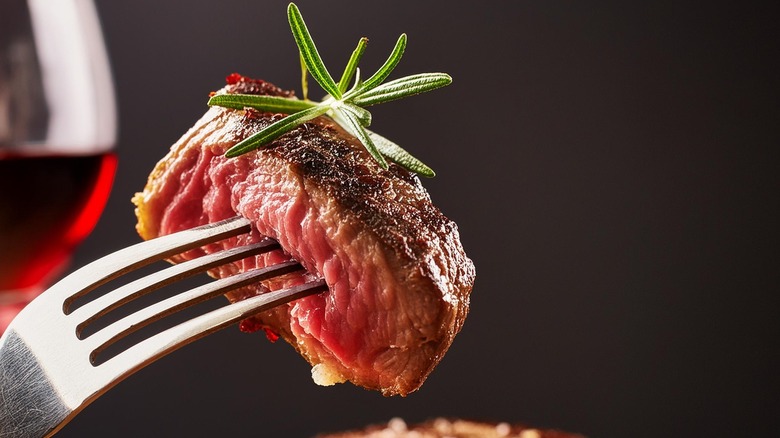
(58, 0, 777, 436)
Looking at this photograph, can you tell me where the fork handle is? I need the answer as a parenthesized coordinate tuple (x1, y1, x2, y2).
(0, 330, 72, 438)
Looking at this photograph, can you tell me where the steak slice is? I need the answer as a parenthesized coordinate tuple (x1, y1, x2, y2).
(132, 75, 475, 396)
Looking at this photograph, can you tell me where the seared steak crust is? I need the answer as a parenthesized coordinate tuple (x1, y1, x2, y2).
(133, 76, 474, 395)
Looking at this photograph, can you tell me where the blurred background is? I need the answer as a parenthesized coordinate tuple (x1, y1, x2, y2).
(46, 0, 777, 436)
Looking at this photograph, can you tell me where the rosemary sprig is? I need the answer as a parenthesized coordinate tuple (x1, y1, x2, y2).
(207, 2, 451, 177)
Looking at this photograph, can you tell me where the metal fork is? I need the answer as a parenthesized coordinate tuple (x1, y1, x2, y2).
(0, 216, 326, 437)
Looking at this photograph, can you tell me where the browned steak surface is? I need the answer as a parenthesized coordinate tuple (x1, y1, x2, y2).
(133, 75, 475, 395)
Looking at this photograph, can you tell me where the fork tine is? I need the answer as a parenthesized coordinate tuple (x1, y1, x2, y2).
(86, 261, 306, 364)
(59, 216, 252, 313)
(94, 279, 327, 386)
(72, 238, 281, 336)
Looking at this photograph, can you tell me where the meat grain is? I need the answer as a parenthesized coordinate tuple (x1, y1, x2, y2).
(133, 75, 474, 396)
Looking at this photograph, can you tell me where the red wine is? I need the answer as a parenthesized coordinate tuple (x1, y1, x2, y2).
(0, 151, 117, 291)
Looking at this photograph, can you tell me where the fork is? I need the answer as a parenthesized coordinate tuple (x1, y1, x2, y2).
(0, 216, 327, 437)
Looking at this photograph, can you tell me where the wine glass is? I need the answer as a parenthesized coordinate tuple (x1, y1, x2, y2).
(0, 0, 117, 332)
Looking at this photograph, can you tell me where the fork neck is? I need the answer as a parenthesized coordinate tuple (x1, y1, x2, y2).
(0, 329, 73, 438)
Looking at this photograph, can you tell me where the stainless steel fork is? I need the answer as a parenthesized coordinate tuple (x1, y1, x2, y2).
(0, 216, 326, 437)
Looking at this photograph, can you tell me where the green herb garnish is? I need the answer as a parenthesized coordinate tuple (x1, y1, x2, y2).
(207, 2, 451, 177)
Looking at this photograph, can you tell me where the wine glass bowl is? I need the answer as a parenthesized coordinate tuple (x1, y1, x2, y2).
(0, 0, 117, 331)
